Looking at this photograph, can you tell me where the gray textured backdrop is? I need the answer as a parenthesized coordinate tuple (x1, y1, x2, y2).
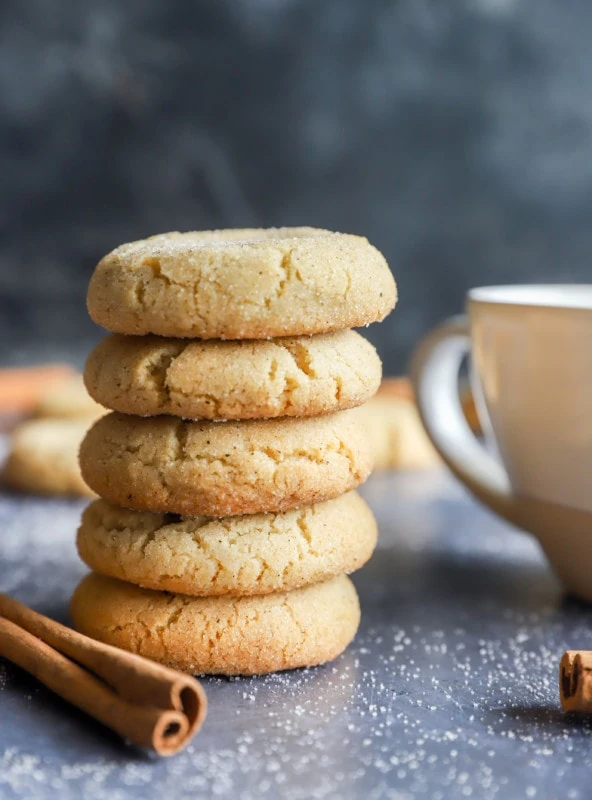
(1, 0, 590, 371)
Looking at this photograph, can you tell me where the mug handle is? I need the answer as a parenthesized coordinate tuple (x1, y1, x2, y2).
(411, 316, 520, 526)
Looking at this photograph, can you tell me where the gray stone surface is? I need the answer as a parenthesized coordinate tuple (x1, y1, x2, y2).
(1, 1, 592, 371)
(1, 461, 591, 800)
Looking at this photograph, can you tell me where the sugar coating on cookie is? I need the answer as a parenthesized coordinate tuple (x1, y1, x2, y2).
(77, 492, 377, 596)
(79, 409, 374, 516)
(3, 418, 96, 497)
(84, 330, 382, 420)
(87, 227, 396, 339)
(70, 572, 361, 675)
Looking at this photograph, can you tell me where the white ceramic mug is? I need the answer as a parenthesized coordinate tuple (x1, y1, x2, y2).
(411, 285, 592, 602)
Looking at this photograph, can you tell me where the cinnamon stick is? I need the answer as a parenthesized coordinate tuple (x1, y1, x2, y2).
(0, 593, 207, 755)
(0, 365, 75, 414)
(559, 650, 592, 713)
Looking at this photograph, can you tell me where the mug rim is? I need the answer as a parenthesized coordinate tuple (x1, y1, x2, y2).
(468, 284, 592, 310)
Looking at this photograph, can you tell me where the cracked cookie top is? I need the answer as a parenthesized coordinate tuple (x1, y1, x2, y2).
(79, 409, 374, 516)
(87, 227, 396, 339)
(84, 330, 381, 420)
(77, 491, 377, 597)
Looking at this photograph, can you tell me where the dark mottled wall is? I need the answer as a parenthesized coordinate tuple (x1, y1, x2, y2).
(0, 0, 591, 370)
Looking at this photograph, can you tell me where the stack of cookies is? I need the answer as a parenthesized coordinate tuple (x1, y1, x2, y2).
(70, 228, 396, 676)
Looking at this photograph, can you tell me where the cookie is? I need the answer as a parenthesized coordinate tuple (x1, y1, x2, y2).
(36, 373, 105, 421)
(70, 572, 360, 675)
(3, 418, 95, 497)
(84, 330, 381, 421)
(356, 380, 440, 471)
(87, 228, 396, 339)
(77, 491, 377, 596)
(80, 409, 373, 516)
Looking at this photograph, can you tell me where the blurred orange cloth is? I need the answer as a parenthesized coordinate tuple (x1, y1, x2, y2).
(0, 365, 75, 414)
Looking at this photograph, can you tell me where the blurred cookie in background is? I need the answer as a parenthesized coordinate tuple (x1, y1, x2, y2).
(0, 366, 104, 497)
(357, 377, 482, 472)
(34, 373, 104, 421)
(3, 417, 97, 497)
(356, 378, 440, 471)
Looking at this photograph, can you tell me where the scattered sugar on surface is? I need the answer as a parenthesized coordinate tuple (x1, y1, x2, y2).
(1, 452, 592, 799)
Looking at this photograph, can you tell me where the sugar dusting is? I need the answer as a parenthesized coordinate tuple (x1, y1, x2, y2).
(1, 447, 592, 799)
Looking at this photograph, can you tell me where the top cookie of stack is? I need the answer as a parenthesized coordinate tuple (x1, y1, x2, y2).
(86, 226, 395, 339)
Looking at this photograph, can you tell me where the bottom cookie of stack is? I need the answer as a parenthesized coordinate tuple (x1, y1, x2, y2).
(70, 572, 360, 676)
